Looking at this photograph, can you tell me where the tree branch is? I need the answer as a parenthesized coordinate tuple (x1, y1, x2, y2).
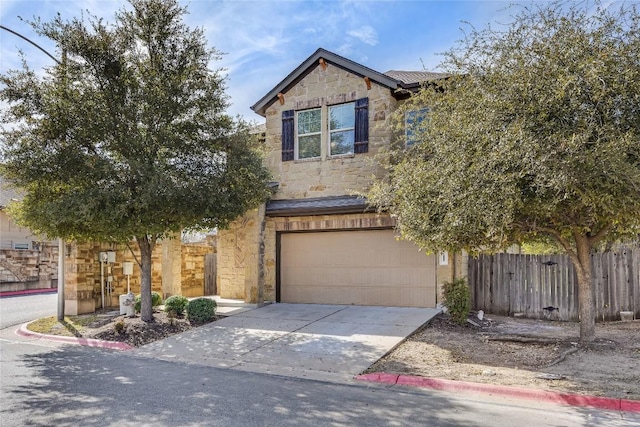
(588, 224, 612, 246)
(515, 221, 577, 259)
(540, 226, 576, 259)
(125, 241, 141, 267)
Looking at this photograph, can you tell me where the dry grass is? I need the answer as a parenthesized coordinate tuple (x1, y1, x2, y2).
(27, 314, 109, 337)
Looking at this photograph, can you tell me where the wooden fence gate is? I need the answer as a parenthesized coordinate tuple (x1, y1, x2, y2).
(468, 248, 640, 321)
(204, 253, 216, 296)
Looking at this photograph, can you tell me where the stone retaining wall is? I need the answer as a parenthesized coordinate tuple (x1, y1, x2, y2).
(0, 243, 58, 291)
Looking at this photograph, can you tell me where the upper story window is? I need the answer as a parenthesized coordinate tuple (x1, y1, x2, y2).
(329, 102, 355, 156)
(405, 108, 429, 147)
(281, 97, 368, 162)
(296, 108, 321, 159)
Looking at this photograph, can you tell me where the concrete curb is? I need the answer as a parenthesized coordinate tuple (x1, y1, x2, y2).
(17, 323, 132, 351)
(356, 373, 640, 413)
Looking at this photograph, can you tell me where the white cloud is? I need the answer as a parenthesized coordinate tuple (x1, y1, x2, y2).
(346, 25, 378, 46)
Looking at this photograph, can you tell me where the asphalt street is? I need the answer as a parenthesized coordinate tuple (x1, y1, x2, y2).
(0, 292, 57, 329)
(1, 335, 638, 427)
(1, 294, 638, 426)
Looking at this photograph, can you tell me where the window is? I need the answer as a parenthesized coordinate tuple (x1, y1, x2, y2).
(329, 102, 355, 156)
(296, 108, 321, 159)
(405, 108, 429, 147)
(281, 97, 368, 161)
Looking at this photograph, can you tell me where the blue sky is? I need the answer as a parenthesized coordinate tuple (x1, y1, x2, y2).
(2, 0, 539, 122)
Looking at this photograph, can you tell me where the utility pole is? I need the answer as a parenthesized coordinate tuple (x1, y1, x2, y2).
(1, 25, 66, 321)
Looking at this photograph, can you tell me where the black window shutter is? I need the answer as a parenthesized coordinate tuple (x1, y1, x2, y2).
(354, 97, 369, 154)
(282, 110, 294, 161)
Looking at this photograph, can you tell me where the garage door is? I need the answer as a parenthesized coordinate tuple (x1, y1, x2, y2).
(280, 229, 437, 307)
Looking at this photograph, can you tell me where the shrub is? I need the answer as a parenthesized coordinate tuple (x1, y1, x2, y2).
(164, 295, 189, 317)
(442, 277, 471, 325)
(167, 309, 176, 326)
(187, 298, 217, 324)
(114, 318, 125, 334)
(134, 291, 163, 313)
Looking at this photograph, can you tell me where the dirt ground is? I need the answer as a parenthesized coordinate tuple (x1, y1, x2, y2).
(44, 309, 215, 348)
(366, 313, 640, 400)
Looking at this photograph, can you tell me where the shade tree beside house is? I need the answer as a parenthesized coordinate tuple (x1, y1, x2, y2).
(368, 1, 640, 345)
(0, 0, 271, 321)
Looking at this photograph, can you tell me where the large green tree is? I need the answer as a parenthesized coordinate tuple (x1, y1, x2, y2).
(369, 1, 640, 344)
(0, 0, 271, 321)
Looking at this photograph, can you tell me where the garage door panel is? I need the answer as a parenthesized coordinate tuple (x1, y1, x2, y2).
(282, 285, 434, 307)
(281, 230, 436, 307)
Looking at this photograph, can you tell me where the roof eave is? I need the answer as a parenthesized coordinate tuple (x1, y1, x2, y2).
(251, 48, 402, 117)
(265, 195, 371, 217)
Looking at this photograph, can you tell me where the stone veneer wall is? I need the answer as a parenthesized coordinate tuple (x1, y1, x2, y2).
(218, 210, 466, 305)
(65, 240, 214, 315)
(216, 208, 262, 301)
(0, 243, 58, 291)
(263, 62, 399, 200)
(217, 62, 403, 301)
(181, 244, 214, 297)
(216, 61, 468, 304)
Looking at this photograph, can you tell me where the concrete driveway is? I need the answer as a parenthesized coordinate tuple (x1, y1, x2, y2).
(133, 303, 439, 383)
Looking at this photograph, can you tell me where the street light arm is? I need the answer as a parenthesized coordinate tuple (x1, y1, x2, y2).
(0, 25, 61, 65)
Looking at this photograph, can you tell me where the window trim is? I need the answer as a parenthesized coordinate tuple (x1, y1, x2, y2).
(281, 97, 369, 161)
(328, 102, 356, 157)
(295, 107, 322, 160)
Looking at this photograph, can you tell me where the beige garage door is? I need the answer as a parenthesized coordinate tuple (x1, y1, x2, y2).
(280, 229, 437, 307)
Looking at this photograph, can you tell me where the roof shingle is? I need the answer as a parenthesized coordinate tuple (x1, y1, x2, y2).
(384, 70, 450, 85)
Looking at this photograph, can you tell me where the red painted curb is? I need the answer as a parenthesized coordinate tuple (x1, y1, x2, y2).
(17, 324, 132, 350)
(355, 373, 640, 413)
(622, 399, 640, 413)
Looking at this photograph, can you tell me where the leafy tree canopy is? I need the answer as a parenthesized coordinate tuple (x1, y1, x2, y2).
(369, 1, 640, 343)
(1, 0, 272, 320)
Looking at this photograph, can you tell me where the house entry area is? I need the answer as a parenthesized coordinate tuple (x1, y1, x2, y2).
(279, 229, 437, 307)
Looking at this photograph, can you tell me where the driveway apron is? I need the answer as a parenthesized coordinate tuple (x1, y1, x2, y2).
(132, 304, 440, 382)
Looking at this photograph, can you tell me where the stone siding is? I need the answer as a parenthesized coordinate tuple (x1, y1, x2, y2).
(263, 62, 398, 199)
(216, 60, 466, 305)
(0, 243, 58, 291)
(216, 208, 262, 301)
(181, 244, 213, 297)
(64, 240, 214, 315)
(217, 62, 403, 302)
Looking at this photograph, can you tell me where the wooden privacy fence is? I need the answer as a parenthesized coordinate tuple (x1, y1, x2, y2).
(468, 248, 640, 322)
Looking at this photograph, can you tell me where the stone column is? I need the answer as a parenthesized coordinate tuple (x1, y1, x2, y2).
(216, 208, 263, 302)
(64, 242, 96, 315)
(161, 233, 182, 298)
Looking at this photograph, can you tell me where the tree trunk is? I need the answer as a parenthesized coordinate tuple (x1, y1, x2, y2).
(136, 235, 155, 322)
(572, 235, 596, 345)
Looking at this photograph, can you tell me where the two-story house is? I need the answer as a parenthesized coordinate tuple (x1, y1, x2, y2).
(216, 48, 463, 308)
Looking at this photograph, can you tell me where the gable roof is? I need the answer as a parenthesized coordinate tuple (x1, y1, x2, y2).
(251, 48, 447, 117)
